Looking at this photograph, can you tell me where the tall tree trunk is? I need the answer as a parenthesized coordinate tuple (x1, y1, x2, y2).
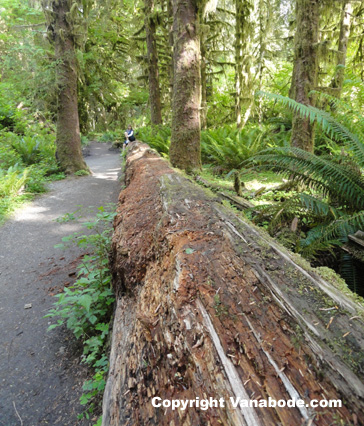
(235, 0, 253, 129)
(290, 0, 319, 153)
(169, 0, 201, 172)
(145, 0, 163, 125)
(331, 0, 353, 97)
(167, 0, 174, 107)
(235, 0, 243, 129)
(257, 0, 268, 123)
(200, 29, 207, 130)
(49, 0, 88, 174)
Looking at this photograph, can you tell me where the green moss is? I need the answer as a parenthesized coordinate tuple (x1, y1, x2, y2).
(316, 266, 364, 307)
(74, 169, 89, 176)
(213, 294, 229, 317)
(291, 324, 305, 350)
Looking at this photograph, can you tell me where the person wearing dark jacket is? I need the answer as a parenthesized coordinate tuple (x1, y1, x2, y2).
(123, 125, 135, 149)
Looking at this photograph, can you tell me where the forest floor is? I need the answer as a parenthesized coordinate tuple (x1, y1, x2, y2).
(0, 142, 121, 425)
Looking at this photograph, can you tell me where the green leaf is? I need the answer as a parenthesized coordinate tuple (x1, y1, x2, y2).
(79, 294, 93, 312)
(185, 248, 195, 254)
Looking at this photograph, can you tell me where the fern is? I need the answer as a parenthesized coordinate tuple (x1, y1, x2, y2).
(201, 124, 275, 170)
(251, 92, 364, 261)
(138, 125, 170, 156)
(252, 147, 364, 210)
(297, 193, 342, 220)
(257, 91, 364, 166)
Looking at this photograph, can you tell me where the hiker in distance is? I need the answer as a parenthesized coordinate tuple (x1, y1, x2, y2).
(123, 125, 136, 150)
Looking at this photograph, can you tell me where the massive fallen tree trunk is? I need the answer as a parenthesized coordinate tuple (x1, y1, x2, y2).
(103, 142, 364, 426)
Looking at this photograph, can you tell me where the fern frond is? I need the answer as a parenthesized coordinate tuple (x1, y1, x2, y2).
(250, 147, 364, 210)
(297, 193, 342, 220)
(301, 211, 364, 252)
(257, 91, 364, 167)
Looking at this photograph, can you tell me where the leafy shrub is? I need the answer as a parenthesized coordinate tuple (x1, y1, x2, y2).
(26, 167, 47, 193)
(0, 139, 22, 168)
(46, 206, 117, 418)
(98, 131, 118, 143)
(0, 103, 26, 134)
(81, 135, 90, 146)
(0, 125, 59, 220)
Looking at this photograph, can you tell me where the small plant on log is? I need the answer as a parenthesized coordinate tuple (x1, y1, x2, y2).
(213, 294, 229, 317)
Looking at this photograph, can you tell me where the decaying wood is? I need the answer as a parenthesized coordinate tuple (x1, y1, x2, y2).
(219, 191, 256, 211)
(252, 186, 266, 198)
(233, 171, 244, 196)
(349, 231, 364, 249)
(103, 142, 364, 426)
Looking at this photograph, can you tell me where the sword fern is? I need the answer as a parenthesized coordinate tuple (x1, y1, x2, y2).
(251, 92, 364, 257)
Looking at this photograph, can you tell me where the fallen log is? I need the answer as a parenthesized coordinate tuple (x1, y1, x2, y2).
(103, 141, 364, 426)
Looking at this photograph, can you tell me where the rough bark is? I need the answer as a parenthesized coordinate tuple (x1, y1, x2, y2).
(235, 0, 243, 129)
(167, 0, 174, 106)
(169, 0, 201, 172)
(103, 141, 364, 426)
(331, 0, 353, 98)
(234, 0, 254, 129)
(256, 0, 268, 123)
(290, 0, 319, 153)
(48, 0, 88, 174)
(200, 32, 207, 130)
(145, 0, 163, 125)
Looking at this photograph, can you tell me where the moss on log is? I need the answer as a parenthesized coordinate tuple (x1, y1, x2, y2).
(103, 142, 364, 426)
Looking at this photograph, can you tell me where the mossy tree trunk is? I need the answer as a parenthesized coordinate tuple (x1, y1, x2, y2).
(167, 0, 174, 106)
(169, 0, 202, 172)
(289, 0, 319, 153)
(45, 0, 88, 174)
(200, 27, 207, 130)
(234, 0, 253, 129)
(331, 0, 353, 98)
(145, 0, 163, 125)
(235, 0, 243, 128)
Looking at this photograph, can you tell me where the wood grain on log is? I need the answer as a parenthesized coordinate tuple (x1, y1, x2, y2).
(103, 142, 364, 426)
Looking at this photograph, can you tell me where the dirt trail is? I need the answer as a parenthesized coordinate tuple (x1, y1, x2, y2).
(0, 142, 121, 425)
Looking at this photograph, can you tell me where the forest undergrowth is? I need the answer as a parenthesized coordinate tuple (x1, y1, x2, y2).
(45, 205, 117, 425)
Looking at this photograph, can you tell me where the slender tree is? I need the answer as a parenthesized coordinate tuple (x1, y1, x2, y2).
(42, 0, 88, 173)
(289, 0, 320, 152)
(145, 0, 163, 124)
(169, 0, 202, 171)
(234, 0, 254, 129)
(167, 0, 174, 106)
(331, 0, 353, 97)
(200, 28, 208, 130)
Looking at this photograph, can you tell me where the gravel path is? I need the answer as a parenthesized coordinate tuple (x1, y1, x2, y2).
(0, 143, 121, 425)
